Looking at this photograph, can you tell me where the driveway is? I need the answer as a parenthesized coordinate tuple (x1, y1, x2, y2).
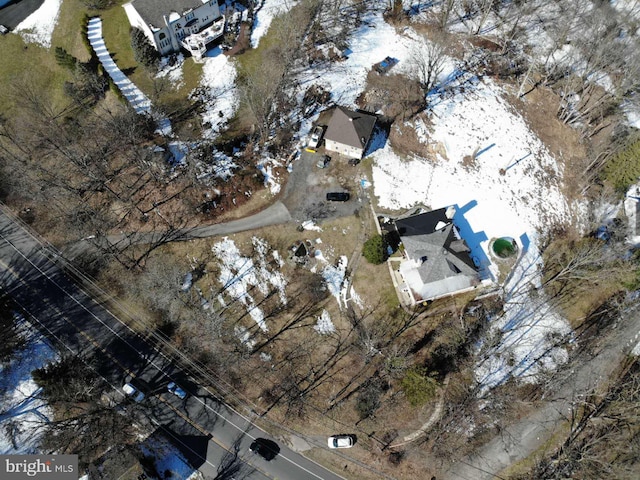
(443, 303, 640, 479)
(0, 0, 43, 29)
(283, 149, 365, 223)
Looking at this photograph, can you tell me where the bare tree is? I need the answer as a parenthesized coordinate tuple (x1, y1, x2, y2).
(410, 34, 448, 98)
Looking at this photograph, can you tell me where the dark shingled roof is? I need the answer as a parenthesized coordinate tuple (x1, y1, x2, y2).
(130, 0, 206, 29)
(395, 208, 449, 237)
(395, 209, 477, 285)
(324, 107, 377, 150)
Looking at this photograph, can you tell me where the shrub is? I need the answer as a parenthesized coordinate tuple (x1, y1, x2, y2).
(130, 28, 159, 70)
(401, 366, 437, 407)
(363, 234, 387, 264)
(54, 47, 78, 70)
(356, 379, 383, 419)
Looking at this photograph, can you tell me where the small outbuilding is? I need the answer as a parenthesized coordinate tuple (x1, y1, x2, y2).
(323, 107, 377, 159)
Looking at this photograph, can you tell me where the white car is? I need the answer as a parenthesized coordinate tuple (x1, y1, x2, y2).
(122, 383, 145, 403)
(307, 126, 325, 150)
(328, 435, 354, 449)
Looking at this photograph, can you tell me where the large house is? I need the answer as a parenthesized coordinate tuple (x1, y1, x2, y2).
(324, 107, 377, 159)
(394, 207, 479, 304)
(123, 0, 224, 61)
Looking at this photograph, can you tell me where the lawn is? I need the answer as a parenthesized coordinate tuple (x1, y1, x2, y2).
(99, 4, 203, 104)
(0, 30, 69, 113)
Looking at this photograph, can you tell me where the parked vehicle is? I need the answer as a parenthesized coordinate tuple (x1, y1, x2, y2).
(348, 158, 360, 166)
(167, 381, 187, 399)
(122, 382, 145, 402)
(307, 125, 325, 150)
(0, 25, 9, 35)
(326, 192, 350, 202)
(328, 435, 354, 449)
(316, 155, 331, 169)
(249, 438, 280, 461)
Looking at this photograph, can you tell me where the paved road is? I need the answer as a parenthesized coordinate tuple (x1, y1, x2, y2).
(443, 302, 640, 479)
(0, 207, 344, 480)
(0, 0, 43, 29)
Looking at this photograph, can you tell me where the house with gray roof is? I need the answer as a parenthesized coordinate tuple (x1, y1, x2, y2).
(324, 107, 377, 159)
(123, 0, 224, 61)
(394, 206, 479, 304)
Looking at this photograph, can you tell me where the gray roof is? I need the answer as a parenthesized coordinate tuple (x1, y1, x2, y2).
(324, 107, 376, 150)
(130, 0, 206, 29)
(396, 210, 477, 286)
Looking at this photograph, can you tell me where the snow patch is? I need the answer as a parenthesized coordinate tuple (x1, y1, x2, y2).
(14, 0, 62, 48)
(251, 0, 293, 48)
(314, 310, 335, 335)
(157, 54, 185, 89)
(234, 326, 256, 351)
(475, 241, 572, 392)
(196, 52, 239, 139)
(322, 256, 348, 309)
(0, 325, 58, 454)
(301, 220, 322, 232)
(212, 237, 288, 333)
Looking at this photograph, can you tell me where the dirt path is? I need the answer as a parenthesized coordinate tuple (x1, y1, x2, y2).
(443, 303, 640, 480)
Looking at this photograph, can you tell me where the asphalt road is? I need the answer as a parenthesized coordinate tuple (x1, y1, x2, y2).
(0, 0, 43, 29)
(0, 207, 344, 480)
(443, 301, 640, 480)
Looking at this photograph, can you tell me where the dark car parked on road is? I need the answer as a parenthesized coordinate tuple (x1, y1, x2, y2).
(326, 192, 350, 202)
(249, 438, 280, 461)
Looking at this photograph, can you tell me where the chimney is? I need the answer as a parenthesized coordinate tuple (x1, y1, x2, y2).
(445, 205, 456, 219)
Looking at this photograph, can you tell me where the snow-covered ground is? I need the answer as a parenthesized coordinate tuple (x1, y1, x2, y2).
(250, 0, 294, 48)
(0, 321, 58, 454)
(322, 256, 348, 309)
(212, 237, 288, 334)
(373, 78, 574, 277)
(314, 309, 335, 334)
(371, 76, 582, 389)
(140, 432, 200, 480)
(300, 10, 434, 108)
(14, 0, 62, 48)
(197, 49, 239, 139)
(475, 244, 572, 391)
(293, 7, 584, 388)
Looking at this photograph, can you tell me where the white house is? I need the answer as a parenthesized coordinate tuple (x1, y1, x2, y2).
(123, 0, 224, 61)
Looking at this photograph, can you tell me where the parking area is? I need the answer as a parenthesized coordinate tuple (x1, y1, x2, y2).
(282, 148, 365, 224)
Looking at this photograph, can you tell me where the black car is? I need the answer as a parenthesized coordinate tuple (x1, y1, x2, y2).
(326, 192, 350, 202)
(348, 158, 360, 166)
(249, 438, 280, 461)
